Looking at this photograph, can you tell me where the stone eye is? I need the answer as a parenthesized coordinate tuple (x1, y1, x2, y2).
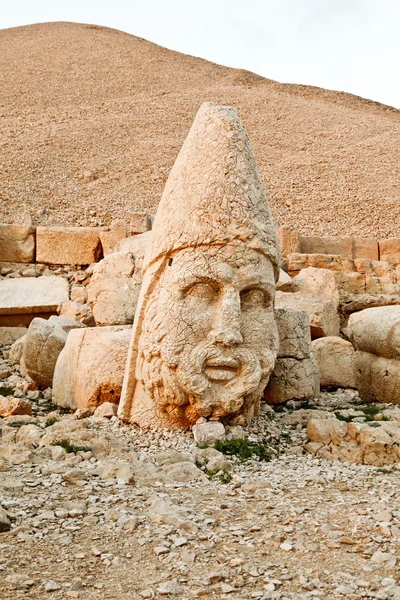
(240, 288, 266, 307)
(184, 282, 218, 301)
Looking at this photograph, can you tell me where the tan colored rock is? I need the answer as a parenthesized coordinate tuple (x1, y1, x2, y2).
(87, 245, 145, 326)
(70, 285, 87, 304)
(347, 306, 400, 359)
(9, 334, 26, 365)
(379, 238, 400, 266)
(99, 219, 127, 256)
(264, 356, 320, 405)
(0, 327, 27, 346)
(340, 293, 400, 315)
(59, 301, 95, 327)
(94, 402, 118, 418)
(287, 253, 353, 276)
(275, 291, 340, 339)
(355, 351, 400, 405)
(36, 226, 103, 265)
(277, 226, 300, 257)
(292, 267, 339, 306)
(53, 325, 131, 409)
(306, 418, 341, 444)
(0, 397, 32, 417)
(119, 103, 280, 430)
(276, 269, 293, 292)
(192, 421, 226, 446)
(0, 276, 69, 325)
(129, 213, 151, 235)
(23, 316, 84, 388)
(352, 238, 379, 261)
(0, 221, 35, 263)
(311, 336, 356, 389)
(114, 230, 151, 255)
(275, 307, 311, 359)
(299, 235, 353, 259)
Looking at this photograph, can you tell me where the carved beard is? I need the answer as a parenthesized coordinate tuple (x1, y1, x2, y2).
(138, 335, 276, 424)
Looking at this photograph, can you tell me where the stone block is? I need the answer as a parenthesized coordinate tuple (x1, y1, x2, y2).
(355, 351, 400, 405)
(287, 253, 353, 275)
(299, 236, 353, 260)
(275, 291, 340, 339)
(0, 276, 69, 326)
(292, 267, 339, 306)
(99, 220, 127, 256)
(347, 305, 400, 360)
(264, 356, 320, 404)
(311, 336, 356, 389)
(0, 222, 35, 263)
(0, 327, 27, 346)
(0, 397, 32, 417)
(52, 325, 132, 410)
(379, 239, 400, 266)
(59, 301, 95, 327)
(275, 307, 311, 359)
(352, 238, 379, 261)
(36, 226, 103, 265)
(129, 213, 151, 235)
(276, 269, 293, 292)
(277, 226, 300, 257)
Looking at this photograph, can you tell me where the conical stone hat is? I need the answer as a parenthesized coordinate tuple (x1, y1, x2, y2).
(144, 102, 280, 275)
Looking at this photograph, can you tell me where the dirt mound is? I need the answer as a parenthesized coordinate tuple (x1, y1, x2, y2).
(1, 21, 399, 237)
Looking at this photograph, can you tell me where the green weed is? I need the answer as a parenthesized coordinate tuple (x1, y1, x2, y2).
(51, 439, 91, 454)
(214, 438, 272, 462)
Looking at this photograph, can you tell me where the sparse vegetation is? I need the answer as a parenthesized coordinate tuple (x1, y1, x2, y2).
(51, 439, 91, 453)
(7, 420, 37, 428)
(45, 416, 59, 427)
(204, 468, 233, 484)
(214, 438, 273, 462)
(0, 386, 14, 397)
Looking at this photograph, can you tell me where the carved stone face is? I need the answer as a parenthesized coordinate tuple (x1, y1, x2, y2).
(137, 244, 279, 427)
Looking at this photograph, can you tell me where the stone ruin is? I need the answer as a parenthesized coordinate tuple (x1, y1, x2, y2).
(1, 101, 400, 464)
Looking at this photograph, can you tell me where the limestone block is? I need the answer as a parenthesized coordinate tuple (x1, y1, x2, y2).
(355, 352, 400, 405)
(292, 267, 339, 306)
(379, 238, 400, 266)
(114, 230, 152, 256)
(306, 418, 340, 444)
(275, 307, 311, 359)
(299, 236, 353, 260)
(52, 326, 132, 410)
(99, 220, 127, 256)
(287, 253, 353, 276)
(0, 276, 69, 325)
(0, 327, 27, 346)
(352, 238, 379, 261)
(59, 301, 95, 327)
(340, 293, 400, 316)
(0, 397, 32, 417)
(347, 306, 400, 359)
(276, 269, 293, 292)
(36, 226, 103, 265)
(129, 213, 151, 235)
(23, 316, 84, 388)
(0, 222, 35, 263)
(87, 248, 144, 326)
(340, 272, 366, 295)
(264, 356, 320, 404)
(311, 336, 356, 389)
(275, 291, 340, 339)
(277, 227, 300, 257)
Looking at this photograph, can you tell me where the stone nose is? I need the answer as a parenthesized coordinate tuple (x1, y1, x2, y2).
(208, 288, 243, 346)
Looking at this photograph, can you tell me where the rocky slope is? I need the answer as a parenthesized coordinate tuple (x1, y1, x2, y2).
(1, 21, 399, 237)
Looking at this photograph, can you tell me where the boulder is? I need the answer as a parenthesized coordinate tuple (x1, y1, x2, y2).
(94, 402, 118, 418)
(264, 356, 320, 405)
(87, 250, 143, 326)
(52, 325, 131, 410)
(311, 336, 356, 389)
(0, 397, 32, 417)
(114, 230, 151, 255)
(0, 327, 27, 346)
(192, 421, 226, 446)
(99, 219, 127, 256)
(355, 352, 400, 405)
(340, 293, 400, 315)
(292, 267, 339, 307)
(36, 226, 103, 265)
(129, 213, 151, 235)
(347, 306, 400, 360)
(276, 269, 293, 292)
(0, 276, 69, 327)
(9, 334, 27, 365)
(23, 316, 84, 388)
(59, 301, 95, 327)
(0, 220, 35, 263)
(275, 307, 311, 359)
(275, 291, 340, 339)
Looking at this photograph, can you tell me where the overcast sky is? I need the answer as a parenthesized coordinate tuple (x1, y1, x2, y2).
(2, 0, 399, 108)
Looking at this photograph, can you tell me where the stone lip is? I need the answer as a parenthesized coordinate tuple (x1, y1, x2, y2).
(0, 276, 69, 315)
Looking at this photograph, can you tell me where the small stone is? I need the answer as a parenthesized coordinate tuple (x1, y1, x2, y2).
(94, 402, 118, 418)
(374, 509, 393, 522)
(153, 546, 170, 555)
(335, 585, 354, 595)
(280, 542, 293, 551)
(45, 580, 61, 592)
(192, 421, 225, 446)
(0, 507, 12, 532)
(0, 396, 32, 417)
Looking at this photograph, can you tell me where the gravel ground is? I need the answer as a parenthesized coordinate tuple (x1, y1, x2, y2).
(1, 22, 400, 238)
(1, 343, 400, 600)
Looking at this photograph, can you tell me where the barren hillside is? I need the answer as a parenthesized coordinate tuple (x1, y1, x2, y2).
(1, 21, 399, 237)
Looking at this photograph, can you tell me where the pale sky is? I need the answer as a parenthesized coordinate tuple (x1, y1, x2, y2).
(2, 0, 400, 108)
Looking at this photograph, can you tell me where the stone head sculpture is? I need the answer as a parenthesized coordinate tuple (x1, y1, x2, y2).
(118, 102, 280, 429)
